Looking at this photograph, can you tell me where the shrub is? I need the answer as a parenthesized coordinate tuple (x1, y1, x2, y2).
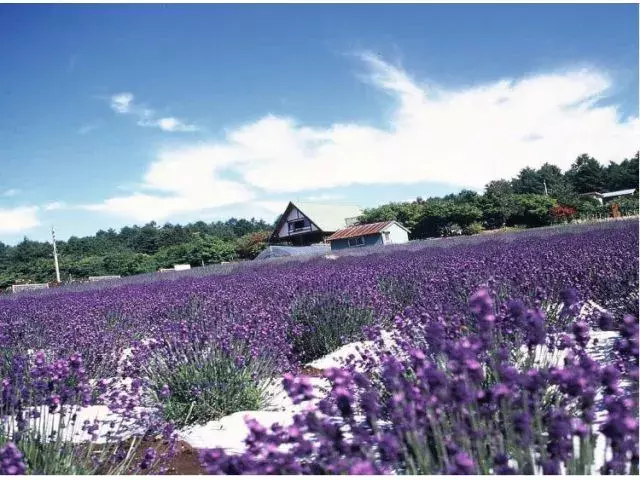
(288, 294, 375, 364)
(550, 204, 577, 223)
(616, 196, 639, 216)
(0, 350, 164, 474)
(462, 221, 484, 235)
(575, 198, 609, 219)
(144, 338, 276, 428)
(508, 194, 557, 228)
(378, 275, 419, 311)
(439, 222, 463, 237)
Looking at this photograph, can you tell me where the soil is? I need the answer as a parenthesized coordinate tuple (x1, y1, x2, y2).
(118, 437, 206, 475)
(299, 365, 325, 377)
(162, 440, 206, 475)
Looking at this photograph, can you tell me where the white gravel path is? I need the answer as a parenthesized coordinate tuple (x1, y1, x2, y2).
(1, 404, 158, 445)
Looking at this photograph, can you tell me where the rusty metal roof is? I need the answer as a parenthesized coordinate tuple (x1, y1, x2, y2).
(326, 221, 394, 241)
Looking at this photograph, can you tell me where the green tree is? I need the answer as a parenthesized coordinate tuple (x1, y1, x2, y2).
(103, 252, 157, 276)
(565, 154, 606, 194)
(235, 231, 270, 260)
(508, 194, 557, 227)
(605, 152, 639, 191)
(484, 179, 514, 198)
(512, 167, 546, 195)
(482, 180, 519, 229)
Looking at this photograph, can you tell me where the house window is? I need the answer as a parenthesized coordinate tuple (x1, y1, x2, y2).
(383, 232, 391, 243)
(288, 219, 308, 234)
(348, 236, 365, 247)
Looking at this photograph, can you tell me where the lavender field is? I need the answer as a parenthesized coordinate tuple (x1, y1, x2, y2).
(0, 219, 638, 475)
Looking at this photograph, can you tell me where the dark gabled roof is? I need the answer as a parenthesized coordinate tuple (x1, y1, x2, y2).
(327, 221, 408, 241)
(270, 201, 363, 240)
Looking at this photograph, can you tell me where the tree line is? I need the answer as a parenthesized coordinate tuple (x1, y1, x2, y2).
(0, 152, 637, 288)
(361, 152, 639, 238)
(0, 218, 273, 289)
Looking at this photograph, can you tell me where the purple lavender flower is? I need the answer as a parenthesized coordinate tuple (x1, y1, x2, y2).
(598, 311, 614, 331)
(448, 452, 475, 475)
(282, 373, 315, 405)
(525, 310, 546, 348)
(493, 454, 516, 475)
(541, 459, 560, 475)
(139, 447, 156, 470)
(572, 320, 590, 347)
(159, 384, 170, 399)
(349, 460, 376, 475)
(0, 443, 27, 475)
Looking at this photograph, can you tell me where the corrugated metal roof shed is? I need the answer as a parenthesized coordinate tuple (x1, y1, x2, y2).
(326, 221, 395, 241)
(580, 189, 636, 198)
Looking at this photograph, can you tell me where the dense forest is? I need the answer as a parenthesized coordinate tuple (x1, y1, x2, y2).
(361, 152, 639, 237)
(0, 219, 274, 288)
(0, 152, 638, 288)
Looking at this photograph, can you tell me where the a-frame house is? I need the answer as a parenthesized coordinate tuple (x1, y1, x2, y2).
(270, 201, 363, 246)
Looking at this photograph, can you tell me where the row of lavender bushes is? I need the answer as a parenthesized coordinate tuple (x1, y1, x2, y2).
(0, 219, 637, 473)
(201, 289, 639, 475)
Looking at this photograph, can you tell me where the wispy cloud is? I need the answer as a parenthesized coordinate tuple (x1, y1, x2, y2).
(78, 123, 98, 135)
(2, 189, 20, 197)
(305, 193, 346, 202)
(85, 53, 639, 223)
(154, 117, 199, 132)
(109, 93, 199, 132)
(82, 187, 253, 223)
(0, 207, 40, 233)
(44, 201, 67, 211)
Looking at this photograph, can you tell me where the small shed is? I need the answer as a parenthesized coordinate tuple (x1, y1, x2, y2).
(327, 221, 410, 251)
(254, 244, 330, 261)
(579, 188, 636, 205)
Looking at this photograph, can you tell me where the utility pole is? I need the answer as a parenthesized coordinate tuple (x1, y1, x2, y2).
(543, 180, 548, 196)
(51, 226, 61, 283)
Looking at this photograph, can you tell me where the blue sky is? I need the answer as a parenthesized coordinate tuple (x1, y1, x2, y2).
(1, 3, 638, 244)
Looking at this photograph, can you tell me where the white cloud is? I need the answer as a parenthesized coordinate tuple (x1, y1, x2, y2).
(2, 189, 20, 197)
(89, 53, 639, 222)
(109, 93, 198, 132)
(44, 202, 67, 211)
(155, 117, 199, 132)
(253, 200, 289, 215)
(0, 207, 40, 233)
(82, 182, 254, 224)
(305, 193, 346, 202)
(110, 93, 134, 114)
(198, 200, 285, 223)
